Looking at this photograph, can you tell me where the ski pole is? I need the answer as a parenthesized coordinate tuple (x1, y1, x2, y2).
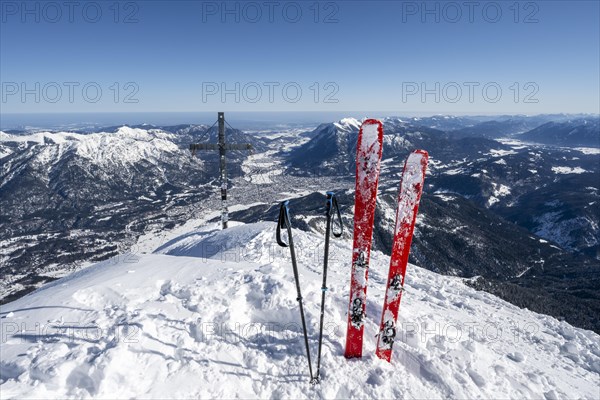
(276, 201, 315, 383)
(312, 192, 343, 384)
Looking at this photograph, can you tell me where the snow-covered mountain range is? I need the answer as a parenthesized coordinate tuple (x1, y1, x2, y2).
(0, 124, 266, 302)
(1, 115, 599, 337)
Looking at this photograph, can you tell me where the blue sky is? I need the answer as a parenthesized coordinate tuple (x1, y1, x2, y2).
(1, 0, 599, 115)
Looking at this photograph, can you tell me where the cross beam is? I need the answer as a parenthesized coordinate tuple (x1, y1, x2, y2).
(190, 112, 252, 229)
(190, 143, 252, 151)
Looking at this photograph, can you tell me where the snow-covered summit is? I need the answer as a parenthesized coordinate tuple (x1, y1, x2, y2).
(333, 117, 362, 132)
(72, 127, 179, 166)
(0, 126, 200, 196)
(1, 222, 598, 399)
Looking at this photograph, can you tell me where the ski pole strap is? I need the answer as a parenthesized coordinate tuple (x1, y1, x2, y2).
(326, 192, 343, 238)
(276, 201, 291, 247)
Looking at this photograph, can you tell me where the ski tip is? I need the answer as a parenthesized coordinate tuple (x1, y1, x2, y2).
(358, 119, 384, 151)
(362, 118, 382, 127)
(406, 149, 429, 168)
(361, 119, 384, 136)
(412, 149, 429, 158)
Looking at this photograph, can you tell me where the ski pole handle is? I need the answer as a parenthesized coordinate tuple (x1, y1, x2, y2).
(276, 201, 291, 247)
(326, 192, 343, 238)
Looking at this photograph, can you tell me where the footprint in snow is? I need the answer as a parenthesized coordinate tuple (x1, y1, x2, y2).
(366, 368, 386, 386)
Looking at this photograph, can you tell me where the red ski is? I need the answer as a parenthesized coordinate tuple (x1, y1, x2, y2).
(376, 149, 428, 362)
(344, 119, 384, 358)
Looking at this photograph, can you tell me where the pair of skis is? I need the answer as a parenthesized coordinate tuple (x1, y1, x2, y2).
(277, 192, 343, 383)
(344, 119, 429, 362)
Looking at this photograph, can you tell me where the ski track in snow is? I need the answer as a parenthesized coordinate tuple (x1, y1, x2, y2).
(1, 223, 599, 399)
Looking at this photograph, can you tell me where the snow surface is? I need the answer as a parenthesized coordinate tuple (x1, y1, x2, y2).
(486, 149, 518, 157)
(1, 223, 599, 399)
(443, 168, 466, 176)
(360, 122, 381, 153)
(575, 147, 600, 155)
(434, 194, 455, 202)
(487, 183, 512, 208)
(551, 166, 588, 174)
(533, 212, 597, 252)
(0, 146, 13, 159)
(355, 120, 382, 209)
